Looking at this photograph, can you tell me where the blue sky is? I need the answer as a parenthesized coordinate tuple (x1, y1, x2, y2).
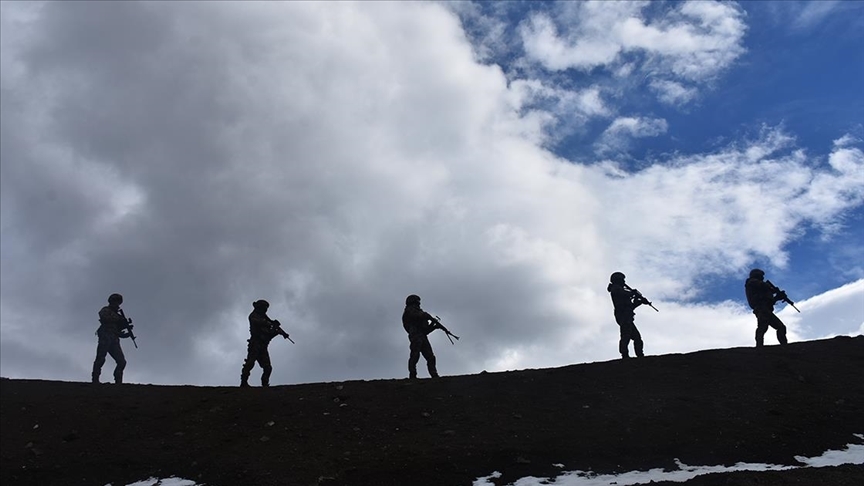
(1, 1, 862, 386)
(454, 0, 864, 303)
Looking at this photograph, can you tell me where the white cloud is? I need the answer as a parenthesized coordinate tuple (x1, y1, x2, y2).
(519, 0, 746, 82)
(792, 1, 843, 30)
(649, 79, 699, 106)
(834, 134, 861, 148)
(780, 279, 864, 339)
(504, 80, 611, 144)
(595, 116, 668, 155)
(605, 116, 669, 138)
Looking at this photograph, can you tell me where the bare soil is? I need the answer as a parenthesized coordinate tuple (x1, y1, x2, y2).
(2, 336, 863, 486)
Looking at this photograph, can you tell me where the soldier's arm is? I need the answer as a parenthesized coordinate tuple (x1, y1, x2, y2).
(98, 307, 126, 326)
(249, 313, 272, 334)
(610, 287, 633, 310)
(773, 290, 788, 304)
(423, 312, 441, 334)
(271, 319, 289, 337)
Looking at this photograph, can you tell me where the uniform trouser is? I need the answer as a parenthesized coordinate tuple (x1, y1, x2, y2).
(615, 313, 643, 358)
(408, 334, 438, 378)
(241, 339, 273, 386)
(92, 332, 126, 383)
(754, 310, 787, 346)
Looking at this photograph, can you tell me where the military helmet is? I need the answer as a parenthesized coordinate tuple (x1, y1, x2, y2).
(610, 272, 626, 284)
(405, 294, 421, 306)
(749, 268, 765, 279)
(108, 293, 123, 304)
(252, 299, 270, 310)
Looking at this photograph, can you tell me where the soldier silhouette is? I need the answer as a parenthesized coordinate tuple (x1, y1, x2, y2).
(92, 293, 134, 384)
(402, 294, 440, 379)
(607, 272, 649, 359)
(744, 269, 789, 347)
(240, 300, 291, 387)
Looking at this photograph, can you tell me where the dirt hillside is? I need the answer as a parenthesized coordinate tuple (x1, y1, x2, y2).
(2, 336, 863, 486)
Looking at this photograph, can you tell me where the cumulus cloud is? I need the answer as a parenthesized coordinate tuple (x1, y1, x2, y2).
(780, 279, 864, 339)
(649, 79, 700, 106)
(504, 80, 610, 144)
(519, 1, 746, 80)
(595, 116, 668, 155)
(592, 130, 864, 286)
(1, 2, 862, 386)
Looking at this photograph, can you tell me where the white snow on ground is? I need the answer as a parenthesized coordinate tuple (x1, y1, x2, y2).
(119, 478, 198, 486)
(117, 434, 864, 486)
(473, 434, 864, 486)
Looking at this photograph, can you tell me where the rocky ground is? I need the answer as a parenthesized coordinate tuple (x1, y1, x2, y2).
(2, 336, 863, 486)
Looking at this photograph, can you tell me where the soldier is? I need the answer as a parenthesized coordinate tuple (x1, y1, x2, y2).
(402, 294, 440, 379)
(607, 272, 647, 359)
(744, 268, 788, 347)
(92, 293, 134, 384)
(240, 299, 290, 387)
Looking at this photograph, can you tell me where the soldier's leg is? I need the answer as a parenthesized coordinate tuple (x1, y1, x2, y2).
(420, 337, 438, 378)
(754, 312, 769, 347)
(91, 335, 110, 383)
(258, 347, 273, 387)
(768, 313, 788, 345)
(240, 340, 257, 386)
(408, 336, 422, 379)
(618, 323, 631, 358)
(631, 324, 644, 357)
(107, 340, 127, 384)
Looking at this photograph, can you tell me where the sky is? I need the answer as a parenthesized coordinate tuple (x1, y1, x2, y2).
(1, 1, 863, 387)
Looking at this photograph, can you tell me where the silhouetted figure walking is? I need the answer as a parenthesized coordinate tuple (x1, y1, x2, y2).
(240, 300, 291, 387)
(607, 272, 649, 359)
(402, 294, 440, 379)
(92, 293, 134, 384)
(744, 269, 788, 347)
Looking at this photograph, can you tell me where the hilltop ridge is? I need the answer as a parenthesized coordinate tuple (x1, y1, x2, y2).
(2, 336, 863, 486)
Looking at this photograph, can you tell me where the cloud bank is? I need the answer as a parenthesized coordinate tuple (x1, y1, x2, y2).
(1, 2, 861, 386)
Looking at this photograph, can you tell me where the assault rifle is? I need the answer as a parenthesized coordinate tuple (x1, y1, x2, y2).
(431, 316, 460, 345)
(272, 319, 295, 344)
(766, 280, 801, 313)
(624, 284, 659, 312)
(118, 309, 138, 349)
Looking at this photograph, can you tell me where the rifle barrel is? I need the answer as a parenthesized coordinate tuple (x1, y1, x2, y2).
(434, 316, 459, 344)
